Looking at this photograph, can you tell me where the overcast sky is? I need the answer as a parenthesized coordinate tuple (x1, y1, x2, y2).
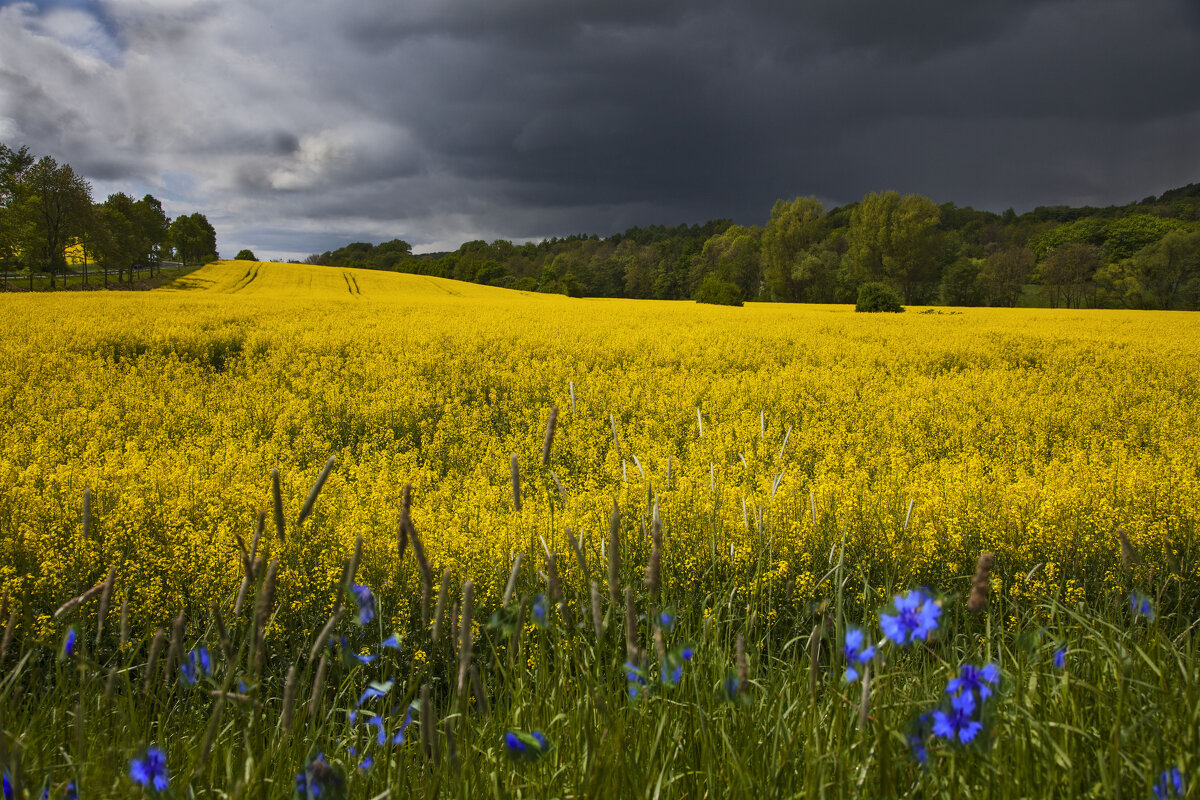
(2, 0, 1199, 259)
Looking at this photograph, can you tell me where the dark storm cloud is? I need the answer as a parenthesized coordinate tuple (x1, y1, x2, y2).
(1, 0, 1199, 259)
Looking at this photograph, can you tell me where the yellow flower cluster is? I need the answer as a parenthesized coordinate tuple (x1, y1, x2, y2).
(1, 261, 1196, 639)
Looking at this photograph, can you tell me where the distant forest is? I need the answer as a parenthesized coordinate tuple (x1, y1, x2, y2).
(307, 185, 1200, 309)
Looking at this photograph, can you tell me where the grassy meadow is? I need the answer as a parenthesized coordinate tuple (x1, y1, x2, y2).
(1, 260, 1198, 797)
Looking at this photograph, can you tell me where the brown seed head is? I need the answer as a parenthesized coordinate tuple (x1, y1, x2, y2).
(967, 551, 994, 613)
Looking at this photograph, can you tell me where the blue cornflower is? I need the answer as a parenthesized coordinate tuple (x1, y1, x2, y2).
(842, 628, 876, 682)
(504, 730, 548, 762)
(394, 707, 414, 744)
(907, 713, 933, 765)
(1131, 592, 1155, 621)
(331, 635, 376, 665)
(296, 753, 342, 798)
(357, 680, 392, 707)
(366, 715, 388, 746)
(64, 782, 78, 800)
(723, 676, 741, 699)
(932, 690, 984, 745)
(1053, 647, 1067, 669)
(946, 663, 1000, 701)
(681, 647, 694, 661)
(62, 627, 78, 659)
(351, 584, 376, 625)
(624, 661, 648, 699)
(659, 610, 675, 630)
(129, 746, 170, 792)
(1154, 767, 1186, 800)
(179, 646, 212, 685)
(2, 770, 11, 800)
(363, 707, 412, 746)
(880, 589, 941, 645)
(531, 595, 548, 628)
(380, 634, 402, 649)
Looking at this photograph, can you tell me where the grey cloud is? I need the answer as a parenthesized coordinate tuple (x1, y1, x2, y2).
(1, 0, 1198, 261)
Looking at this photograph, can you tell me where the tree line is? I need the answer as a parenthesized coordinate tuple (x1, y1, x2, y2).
(0, 142, 218, 289)
(308, 184, 1200, 309)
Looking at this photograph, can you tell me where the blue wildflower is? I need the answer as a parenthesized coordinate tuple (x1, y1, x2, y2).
(906, 713, 933, 765)
(658, 610, 675, 630)
(366, 715, 388, 746)
(295, 753, 343, 798)
(1053, 647, 1066, 670)
(880, 589, 941, 645)
(2, 770, 11, 800)
(723, 676, 740, 699)
(842, 628, 876, 682)
(624, 661, 648, 699)
(64, 782, 78, 800)
(932, 690, 984, 745)
(357, 680, 392, 707)
(393, 707, 414, 745)
(351, 584, 376, 626)
(180, 646, 212, 685)
(380, 634, 402, 649)
(504, 730, 549, 762)
(946, 663, 1000, 701)
(531, 595, 548, 628)
(363, 707, 412, 746)
(129, 746, 169, 792)
(681, 647, 694, 661)
(62, 627, 77, 659)
(1154, 767, 1186, 800)
(1131, 592, 1155, 621)
(331, 635, 376, 666)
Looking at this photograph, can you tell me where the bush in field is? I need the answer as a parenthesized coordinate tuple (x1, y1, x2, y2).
(694, 274, 744, 306)
(235, 249, 257, 261)
(856, 281, 905, 312)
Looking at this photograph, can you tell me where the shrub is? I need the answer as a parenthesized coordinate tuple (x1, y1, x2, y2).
(693, 274, 744, 307)
(855, 282, 904, 312)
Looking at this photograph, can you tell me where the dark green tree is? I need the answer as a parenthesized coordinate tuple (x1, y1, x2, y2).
(941, 257, 982, 306)
(0, 143, 34, 272)
(235, 249, 257, 261)
(847, 191, 945, 303)
(761, 197, 825, 301)
(25, 155, 93, 287)
(978, 246, 1034, 307)
(1040, 242, 1101, 308)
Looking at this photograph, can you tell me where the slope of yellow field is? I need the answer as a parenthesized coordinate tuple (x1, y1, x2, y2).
(1, 260, 1197, 638)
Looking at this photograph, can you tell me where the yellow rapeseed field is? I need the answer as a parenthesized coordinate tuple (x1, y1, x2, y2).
(1, 260, 1197, 640)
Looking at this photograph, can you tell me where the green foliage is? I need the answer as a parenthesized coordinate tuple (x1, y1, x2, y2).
(762, 197, 826, 301)
(855, 281, 904, 312)
(234, 249, 257, 261)
(169, 212, 217, 266)
(1039, 241, 1101, 308)
(940, 257, 982, 306)
(978, 246, 1035, 307)
(689, 224, 762, 299)
(847, 192, 945, 304)
(693, 273, 744, 306)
